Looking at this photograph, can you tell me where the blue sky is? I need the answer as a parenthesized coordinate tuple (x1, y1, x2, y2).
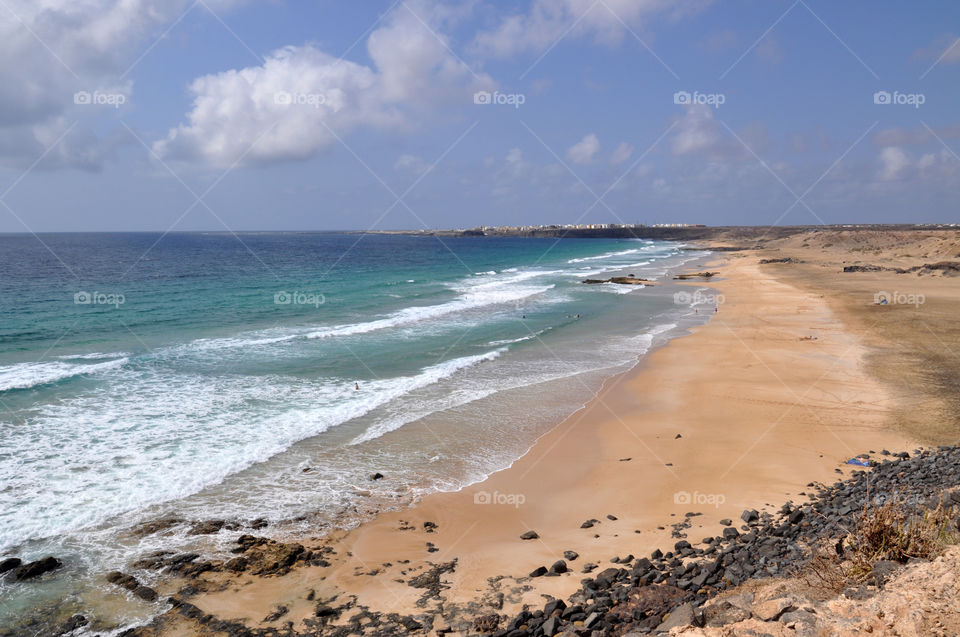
(0, 0, 958, 231)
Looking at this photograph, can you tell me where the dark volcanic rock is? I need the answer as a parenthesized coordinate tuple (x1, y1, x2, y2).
(489, 446, 960, 637)
(0, 557, 21, 574)
(519, 530, 539, 540)
(407, 560, 457, 604)
(58, 614, 88, 634)
(473, 613, 500, 632)
(187, 520, 227, 535)
(12, 556, 62, 581)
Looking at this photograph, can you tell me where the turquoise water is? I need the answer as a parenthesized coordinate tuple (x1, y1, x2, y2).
(0, 232, 712, 630)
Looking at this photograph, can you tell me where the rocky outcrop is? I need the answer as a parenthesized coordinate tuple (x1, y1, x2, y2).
(132, 535, 331, 580)
(583, 277, 654, 285)
(0, 557, 21, 574)
(674, 272, 717, 280)
(106, 571, 158, 602)
(9, 556, 61, 581)
(843, 261, 960, 275)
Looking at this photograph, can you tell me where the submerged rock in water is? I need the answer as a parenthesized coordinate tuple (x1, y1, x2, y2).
(0, 557, 22, 574)
(582, 277, 653, 285)
(12, 556, 62, 581)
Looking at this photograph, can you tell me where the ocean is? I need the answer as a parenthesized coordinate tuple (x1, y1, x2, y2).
(0, 232, 713, 631)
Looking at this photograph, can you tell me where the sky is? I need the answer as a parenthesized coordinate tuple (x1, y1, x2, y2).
(0, 0, 958, 232)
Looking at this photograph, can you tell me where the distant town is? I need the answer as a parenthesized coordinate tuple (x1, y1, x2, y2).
(364, 222, 959, 242)
(463, 223, 707, 232)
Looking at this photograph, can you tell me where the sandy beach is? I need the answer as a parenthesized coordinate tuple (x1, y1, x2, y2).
(144, 229, 960, 635)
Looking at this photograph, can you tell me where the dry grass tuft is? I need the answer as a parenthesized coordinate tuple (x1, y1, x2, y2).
(802, 495, 959, 592)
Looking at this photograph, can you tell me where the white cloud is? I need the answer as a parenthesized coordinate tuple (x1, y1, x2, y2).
(878, 146, 911, 181)
(877, 146, 958, 182)
(473, 0, 712, 57)
(609, 141, 634, 165)
(155, 1, 492, 167)
(566, 133, 600, 164)
(394, 154, 430, 173)
(0, 0, 238, 169)
(671, 105, 720, 156)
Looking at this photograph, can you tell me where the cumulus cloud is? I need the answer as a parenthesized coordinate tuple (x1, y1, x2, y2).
(566, 133, 600, 164)
(877, 146, 957, 182)
(671, 105, 720, 156)
(155, 1, 492, 167)
(0, 0, 238, 169)
(472, 0, 712, 57)
(878, 147, 910, 181)
(609, 141, 634, 165)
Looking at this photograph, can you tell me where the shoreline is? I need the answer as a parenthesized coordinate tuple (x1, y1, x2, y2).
(154, 246, 918, 634)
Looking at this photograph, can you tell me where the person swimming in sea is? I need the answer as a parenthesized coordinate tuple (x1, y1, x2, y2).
(355, 382, 359, 391)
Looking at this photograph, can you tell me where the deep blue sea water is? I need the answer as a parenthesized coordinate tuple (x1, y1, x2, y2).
(0, 232, 714, 630)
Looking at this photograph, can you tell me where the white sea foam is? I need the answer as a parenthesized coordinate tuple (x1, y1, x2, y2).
(58, 352, 131, 360)
(567, 248, 642, 263)
(0, 358, 128, 392)
(598, 284, 639, 294)
(304, 271, 559, 340)
(0, 349, 504, 551)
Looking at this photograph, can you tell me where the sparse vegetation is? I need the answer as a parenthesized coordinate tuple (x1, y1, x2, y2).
(846, 498, 957, 571)
(803, 494, 959, 592)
